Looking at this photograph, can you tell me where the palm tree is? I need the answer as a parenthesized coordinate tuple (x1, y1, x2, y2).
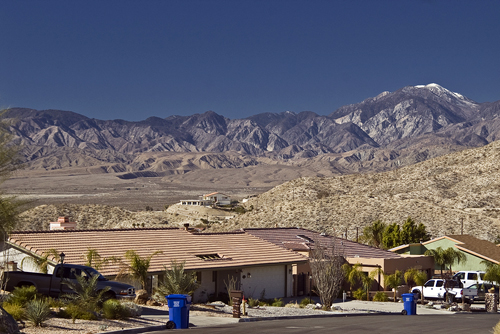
(20, 248, 60, 274)
(443, 247, 466, 274)
(157, 260, 199, 296)
(119, 250, 162, 292)
(342, 263, 363, 296)
(82, 248, 119, 270)
(425, 247, 467, 277)
(482, 261, 500, 286)
(384, 270, 402, 302)
(361, 220, 386, 248)
(404, 268, 428, 304)
(62, 272, 111, 312)
(424, 247, 447, 277)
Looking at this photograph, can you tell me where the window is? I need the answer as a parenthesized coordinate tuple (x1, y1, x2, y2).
(435, 281, 443, 287)
(467, 273, 478, 280)
(196, 272, 202, 283)
(455, 273, 465, 280)
(424, 280, 435, 287)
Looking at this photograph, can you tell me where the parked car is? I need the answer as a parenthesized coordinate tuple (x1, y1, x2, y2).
(411, 279, 468, 302)
(453, 271, 487, 288)
(3, 263, 135, 299)
(462, 283, 499, 303)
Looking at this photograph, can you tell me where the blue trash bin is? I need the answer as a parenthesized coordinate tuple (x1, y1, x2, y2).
(402, 293, 417, 315)
(166, 294, 192, 329)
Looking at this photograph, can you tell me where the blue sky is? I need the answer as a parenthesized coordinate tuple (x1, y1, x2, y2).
(1, 0, 499, 121)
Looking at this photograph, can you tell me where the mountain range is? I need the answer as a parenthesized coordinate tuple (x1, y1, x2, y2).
(2, 83, 500, 175)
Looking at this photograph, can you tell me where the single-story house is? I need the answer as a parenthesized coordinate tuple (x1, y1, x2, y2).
(390, 234, 500, 272)
(202, 192, 231, 206)
(242, 227, 434, 295)
(2, 227, 308, 302)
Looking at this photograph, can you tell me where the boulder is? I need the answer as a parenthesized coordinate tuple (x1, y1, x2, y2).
(0, 306, 20, 334)
(135, 289, 149, 305)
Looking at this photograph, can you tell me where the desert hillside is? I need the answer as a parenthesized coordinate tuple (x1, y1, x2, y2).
(14, 140, 500, 243)
(210, 140, 500, 242)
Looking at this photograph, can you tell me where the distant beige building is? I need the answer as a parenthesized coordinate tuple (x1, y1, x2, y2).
(202, 192, 231, 205)
(49, 216, 77, 230)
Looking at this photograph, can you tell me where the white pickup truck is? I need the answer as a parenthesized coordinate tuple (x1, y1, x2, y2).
(411, 279, 473, 302)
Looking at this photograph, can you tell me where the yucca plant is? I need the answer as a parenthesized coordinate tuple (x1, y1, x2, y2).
(157, 260, 199, 296)
(25, 298, 51, 327)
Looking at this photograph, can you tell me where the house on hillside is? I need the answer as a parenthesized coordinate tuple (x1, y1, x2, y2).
(202, 192, 231, 206)
(3, 226, 307, 302)
(242, 227, 434, 296)
(390, 234, 500, 273)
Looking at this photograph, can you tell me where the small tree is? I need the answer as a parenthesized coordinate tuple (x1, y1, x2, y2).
(381, 223, 401, 249)
(384, 270, 402, 302)
(119, 250, 162, 292)
(157, 260, 199, 296)
(400, 217, 430, 244)
(425, 247, 466, 277)
(309, 238, 344, 309)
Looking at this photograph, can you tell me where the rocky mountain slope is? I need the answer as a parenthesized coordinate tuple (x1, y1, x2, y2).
(15, 140, 500, 243)
(209, 139, 500, 242)
(2, 83, 500, 176)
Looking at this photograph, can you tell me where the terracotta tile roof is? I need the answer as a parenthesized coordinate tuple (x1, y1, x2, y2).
(241, 227, 401, 259)
(8, 228, 308, 276)
(441, 235, 500, 264)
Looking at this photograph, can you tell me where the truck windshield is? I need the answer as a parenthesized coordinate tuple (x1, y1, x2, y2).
(85, 268, 108, 281)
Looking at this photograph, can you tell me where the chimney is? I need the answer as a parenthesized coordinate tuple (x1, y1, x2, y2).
(50, 216, 77, 230)
(184, 223, 190, 231)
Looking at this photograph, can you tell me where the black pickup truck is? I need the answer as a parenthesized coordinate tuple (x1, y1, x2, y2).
(3, 264, 135, 299)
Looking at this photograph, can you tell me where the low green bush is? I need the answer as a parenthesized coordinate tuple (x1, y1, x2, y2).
(372, 292, 389, 302)
(300, 297, 314, 307)
(102, 299, 130, 319)
(352, 288, 367, 301)
(25, 299, 51, 327)
(2, 302, 25, 321)
(7, 285, 39, 307)
(271, 298, 284, 307)
(58, 303, 97, 322)
(121, 301, 142, 317)
(247, 298, 259, 307)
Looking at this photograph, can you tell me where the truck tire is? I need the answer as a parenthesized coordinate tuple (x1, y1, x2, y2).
(102, 291, 116, 301)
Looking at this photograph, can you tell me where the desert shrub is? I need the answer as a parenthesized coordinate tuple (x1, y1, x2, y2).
(372, 291, 389, 302)
(121, 301, 142, 317)
(493, 320, 500, 334)
(58, 303, 97, 322)
(271, 298, 284, 307)
(247, 298, 259, 307)
(102, 299, 130, 319)
(46, 296, 65, 308)
(258, 300, 268, 306)
(300, 297, 314, 307)
(2, 302, 25, 321)
(25, 299, 51, 327)
(234, 206, 246, 214)
(353, 288, 367, 301)
(7, 285, 39, 307)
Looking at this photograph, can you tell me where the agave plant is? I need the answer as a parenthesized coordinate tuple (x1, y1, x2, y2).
(25, 298, 51, 327)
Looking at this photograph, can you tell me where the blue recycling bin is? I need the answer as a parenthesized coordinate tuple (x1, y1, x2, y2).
(402, 293, 417, 315)
(166, 294, 192, 329)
